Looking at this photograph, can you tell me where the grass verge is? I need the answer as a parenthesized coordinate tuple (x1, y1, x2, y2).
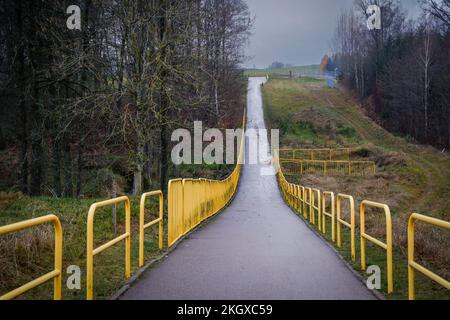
(263, 77, 450, 300)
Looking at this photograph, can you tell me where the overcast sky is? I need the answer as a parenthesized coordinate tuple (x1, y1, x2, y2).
(244, 0, 423, 68)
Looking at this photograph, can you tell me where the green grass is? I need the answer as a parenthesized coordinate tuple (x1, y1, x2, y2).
(264, 78, 450, 300)
(0, 194, 163, 300)
(282, 189, 449, 300)
(0, 78, 248, 301)
(0, 155, 239, 300)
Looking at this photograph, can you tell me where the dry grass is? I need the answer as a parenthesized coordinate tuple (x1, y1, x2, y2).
(264, 78, 450, 299)
(0, 192, 164, 300)
(0, 227, 54, 293)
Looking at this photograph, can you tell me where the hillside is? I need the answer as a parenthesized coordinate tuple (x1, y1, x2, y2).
(262, 77, 450, 300)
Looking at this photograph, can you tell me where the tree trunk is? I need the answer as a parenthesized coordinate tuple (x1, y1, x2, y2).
(53, 140, 62, 196)
(133, 143, 144, 195)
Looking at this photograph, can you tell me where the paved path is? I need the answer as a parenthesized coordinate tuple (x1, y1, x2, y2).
(120, 77, 376, 300)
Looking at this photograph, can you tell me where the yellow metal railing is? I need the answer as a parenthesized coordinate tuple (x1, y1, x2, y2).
(304, 187, 313, 223)
(322, 191, 335, 241)
(0, 215, 63, 300)
(280, 159, 375, 177)
(360, 200, 393, 294)
(86, 196, 131, 300)
(139, 191, 164, 267)
(299, 186, 306, 218)
(1, 139, 449, 301)
(408, 213, 450, 300)
(167, 111, 246, 247)
(312, 189, 321, 230)
(337, 194, 356, 261)
(275, 149, 397, 294)
(279, 148, 350, 161)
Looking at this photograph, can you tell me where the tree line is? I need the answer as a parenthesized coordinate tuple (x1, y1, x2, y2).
(0, 0, 252, 197)
(331, 0, 450, 149)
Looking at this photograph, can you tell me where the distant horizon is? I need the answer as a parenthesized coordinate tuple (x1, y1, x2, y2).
(243, 63, 319, 70)
(244, 0, 422, 69)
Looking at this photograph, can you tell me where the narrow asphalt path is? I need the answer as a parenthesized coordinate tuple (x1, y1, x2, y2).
(120, 77, 376, 300)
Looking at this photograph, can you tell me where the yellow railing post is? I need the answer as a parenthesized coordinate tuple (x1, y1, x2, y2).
(299, 186, 305, 217)
(139, 190, 164, 267)
(337, 194, 356, 261)
(312, 189, 321, 231)
(408, 213, 450, 300)
(168, 178, 184, 247)
(360, 200, 393, 294)
(294, 185, 299, 212)
(288, 184, 293, 207)
(86, 196, 131, 300)
(304, 187, 313, 223)
(0, 215, 63, 300)
(322, 191, 335, 241)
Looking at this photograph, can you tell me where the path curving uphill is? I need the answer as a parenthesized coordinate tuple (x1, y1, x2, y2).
(119, 77, 376, 300)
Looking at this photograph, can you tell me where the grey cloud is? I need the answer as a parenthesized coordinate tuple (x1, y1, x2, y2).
(245, 0, 422, 68)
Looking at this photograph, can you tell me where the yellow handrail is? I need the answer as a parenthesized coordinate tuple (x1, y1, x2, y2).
(139, 191, 164, 267)
(295, 185, 302, 213)
(268, 147, 446, 298)
(360, 200, 393, 294)
(312, 189, 321, 230)
(408, 213, 450, 300)
(322, 191, 335, 241)
(337, 194, 356, 261)
(167, 110, 246, 247)
(278, 148, 350, 161)
(279, 159, 375, 176)
(86, 196, 131, 300)
(299, 186, 306, 218)
(0, 215, 63, 300)
(304, 187, 313, 223)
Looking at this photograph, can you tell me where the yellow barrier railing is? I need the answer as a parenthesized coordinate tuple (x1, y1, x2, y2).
(280, 159, 375, 177)
(275, 149, 397, 295)
(288, 183, 294, 209)
(304, 187, 313, 223)
(337, 194, 356, 261)
(299, 186, 306, 218)
(0, 215, 63, 300)
(167, 179, 184, 246)
(312, 189, 321, 230)
(279, 148, 350, 161)
(286, 182, 292, 209)
(139, 191, 164, 267)
(295, 185, 302, 213)
(167, 111, 246, 247)
(322, 191, 335, 241)
(360, 200, 393, 294)
(87, 196, 131, 300)
(408, 213, 450, 300)
(293, 185, 298, 209)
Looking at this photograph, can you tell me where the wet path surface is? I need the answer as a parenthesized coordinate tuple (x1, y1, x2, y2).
(120, 78, 376, 300)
